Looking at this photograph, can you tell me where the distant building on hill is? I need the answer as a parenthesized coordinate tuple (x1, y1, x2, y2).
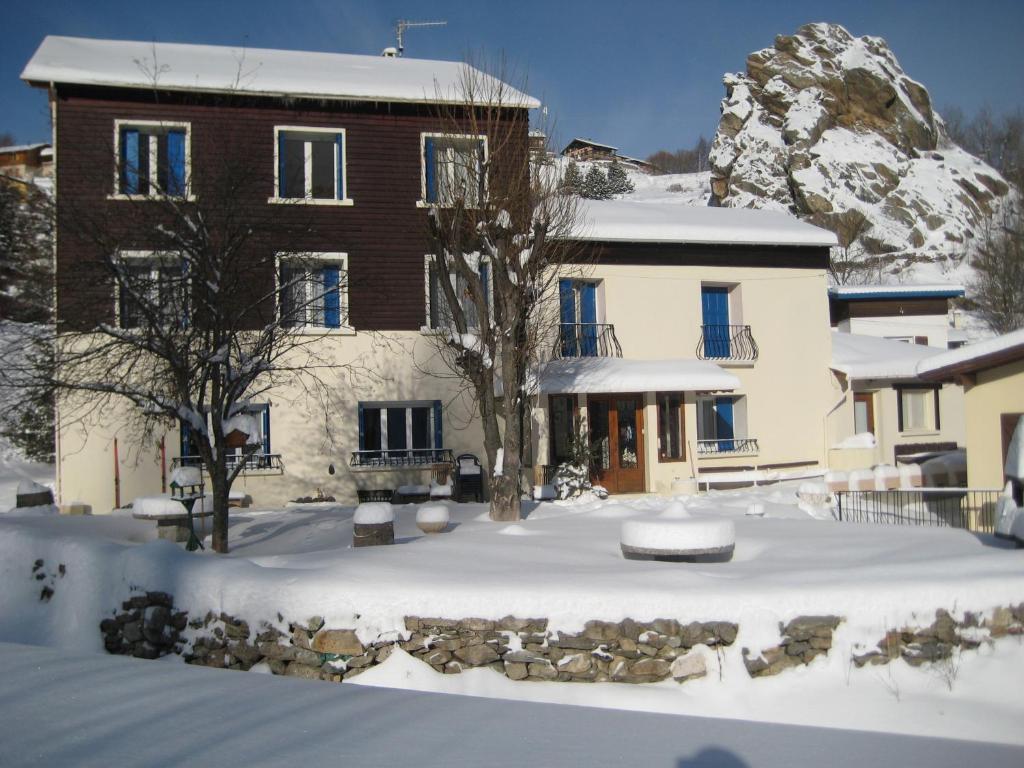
(0, 142, 52, 182)
(561, 138, 656, 174)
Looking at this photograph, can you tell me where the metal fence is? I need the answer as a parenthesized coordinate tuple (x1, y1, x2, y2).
(835, 488, 1003, 533)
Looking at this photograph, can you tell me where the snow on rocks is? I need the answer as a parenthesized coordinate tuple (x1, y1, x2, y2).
(620, 518, 736, 561)
(709, 22, 1012, 280)
(416, 504, 450, 534)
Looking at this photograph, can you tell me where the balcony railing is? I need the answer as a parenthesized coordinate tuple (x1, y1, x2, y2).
(350, 448, 455, 469)
(697, 438, 759, 456)
(696, 325, 758, 361)
(556, 323, 622, 359)
(171, 453, 284, 473)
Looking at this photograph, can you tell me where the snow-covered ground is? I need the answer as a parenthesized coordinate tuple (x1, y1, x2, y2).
(0, 436, 54, 510)
(1, 484, 1022, 744)
(2, 641, 1022, 768)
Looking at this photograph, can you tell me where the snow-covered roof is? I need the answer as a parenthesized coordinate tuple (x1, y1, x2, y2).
(571, 200, 839, 247)
(0, 143, 48, 155)
(830, 331, 944, 381)
(829, 284, 965, 300)
(21, 36, 539, 108)
(917, 328, 1024, 379)
(536, 357, 738, 394)
(562, 137, 618, 153)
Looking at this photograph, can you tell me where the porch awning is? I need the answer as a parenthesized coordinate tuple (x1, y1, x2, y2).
(535, 357, 739, 395)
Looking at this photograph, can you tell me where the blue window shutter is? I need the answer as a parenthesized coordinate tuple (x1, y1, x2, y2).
(322, 266, 341, 328)
(579, 282, 597, 356)
(179, 420, 192, 458)
(701, 287, 730, 358)
(122, 128, 139, 194)
(335, 133, 345, 199)
(357, 403, 366, 451)
(424, 137, 436, 202)
(479, 262, 490, 320)
(433, 400, 442, 450)
(715, 397, 735, 451)
(278, 133, 287, 197)
(167, 130, 186, 196)
(262, 407, 271, 454)
(559, 279, 576, 356)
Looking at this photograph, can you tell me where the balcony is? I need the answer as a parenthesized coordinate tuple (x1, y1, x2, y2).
(555, 323, 622, 359)
(350, 448, 455, 469)
(171, 453, 284, 473)
(697, 438, 759, 456)
(696, 325, 758, 362)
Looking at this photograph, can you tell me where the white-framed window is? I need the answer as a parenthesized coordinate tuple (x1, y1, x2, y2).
(115, 250, 186, 329)
(897, 386, 940, 433)
(424, 254, 491, 330)
(276, 252, 349, 330)
(421, 133, 487, 206)
(113, 119, 191, 198)
(271, 126, 351, 204)
(696, 395, 752, 454)
(358, 401, 443, 455)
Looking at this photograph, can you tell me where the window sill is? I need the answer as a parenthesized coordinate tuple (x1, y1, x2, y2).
(899, 429, 940, 438)
(108, 193, 196, 202)
(416, 200, 481, 210)
(718, 360, 756, 369)
(289, 325, 356, 336)
(268, 197, 354, 206)
(657, 456, 689, 463)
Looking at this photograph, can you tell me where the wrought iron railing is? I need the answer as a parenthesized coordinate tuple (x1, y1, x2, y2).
(555, 323, 623, 359)
(697, 438, 759, 456)
(171, 453, 283, 473)
(350, 448, 455, 469)
(835, 488, 1002, 533)
(696, 325, 759, 361)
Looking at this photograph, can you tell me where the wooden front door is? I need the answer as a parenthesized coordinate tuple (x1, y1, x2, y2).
(588, 394, 645, 494)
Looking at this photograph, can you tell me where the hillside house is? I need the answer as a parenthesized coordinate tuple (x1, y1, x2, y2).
(25, 35, 844, 511)
(828, 284, 965, 349)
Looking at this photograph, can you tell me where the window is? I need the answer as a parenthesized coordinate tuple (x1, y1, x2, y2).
(897, 386, 940, 433)
(179, 405, 272, 464)
(700, 285, 732, 358)
(422, 134, 486, 206)
(657, 393, 685, 461)
(426, 255, 490, 330)
(116, 251, 185, 329)
(696, 395, 751, 453)
(559, 279, 600, 357)
(115, 121, 189, 197)
(277, 253, 347, 329)
(273, 127, 349, 203)
(853, 392, 875, 435)
(550, 394, 578, 466)
(358, 401, 443, 459)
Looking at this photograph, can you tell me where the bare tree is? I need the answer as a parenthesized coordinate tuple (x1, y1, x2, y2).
(423, 61, 582, 521)
(968, 203, 1024, 333)
(16, 115, 354, 552)
(827, 210, 878, 285)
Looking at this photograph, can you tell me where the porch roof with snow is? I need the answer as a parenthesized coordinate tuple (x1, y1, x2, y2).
(535, 357, 739, 395)
(570, 200, 839, 247)
(830, 331, 943, 381)
(21, 36, 540, 108)
(917, 328, 1024, 380)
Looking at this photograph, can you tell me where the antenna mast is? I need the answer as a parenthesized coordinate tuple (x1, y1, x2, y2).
(395, 19, 447, 56)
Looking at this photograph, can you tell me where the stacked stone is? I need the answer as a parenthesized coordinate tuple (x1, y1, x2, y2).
(743, 615, 841, 677)
(854, 606, 1024, 668)
(100, 592, 188, 659)
(403, 617, 736, 684)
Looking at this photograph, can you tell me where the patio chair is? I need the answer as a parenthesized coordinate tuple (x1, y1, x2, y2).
(455, 453, 484, 503)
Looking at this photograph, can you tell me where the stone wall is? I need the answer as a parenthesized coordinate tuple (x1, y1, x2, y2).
(98, 594, 1024, 685)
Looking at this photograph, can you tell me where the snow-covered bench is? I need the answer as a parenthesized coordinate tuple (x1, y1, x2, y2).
(131, 496, 212, 544)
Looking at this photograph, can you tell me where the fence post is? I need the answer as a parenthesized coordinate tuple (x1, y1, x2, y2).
(836, 492, 842, 522)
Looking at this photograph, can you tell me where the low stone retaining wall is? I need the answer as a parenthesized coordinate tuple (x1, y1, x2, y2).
(98, 594, 1024, 686)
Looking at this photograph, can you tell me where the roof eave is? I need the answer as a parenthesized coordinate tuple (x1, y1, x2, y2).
(919, 344, 1024, 381)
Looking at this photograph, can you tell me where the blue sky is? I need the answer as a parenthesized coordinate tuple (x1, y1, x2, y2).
(4, 0, 1023, 157)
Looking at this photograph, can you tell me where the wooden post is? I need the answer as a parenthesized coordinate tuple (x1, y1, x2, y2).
(160, 436, 166, 493)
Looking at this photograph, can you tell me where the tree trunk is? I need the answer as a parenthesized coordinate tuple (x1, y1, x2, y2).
(490, 473, 520, 521)
(209, 462, 230, 553)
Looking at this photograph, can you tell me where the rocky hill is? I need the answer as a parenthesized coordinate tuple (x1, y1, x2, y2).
(709, 22, 1012, 281)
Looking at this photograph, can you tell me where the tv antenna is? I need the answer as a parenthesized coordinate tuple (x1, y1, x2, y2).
(395, 19, 447, 56)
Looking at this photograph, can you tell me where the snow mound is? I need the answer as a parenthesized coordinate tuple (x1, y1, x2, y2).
(833, 433, 876, 450)
(658, 500, 692, 519)
(620, 518, 736, 553)
(709, 22, 1012, 282)
(4, 504, 58, 517)
(416, 505, 450, 525)
(354, 502, 394, 525)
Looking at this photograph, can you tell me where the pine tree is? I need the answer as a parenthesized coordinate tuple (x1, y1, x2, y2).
(581, 165, 611, 200)
(607, 162, 635, 195)
(563, 161, 583, 193)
